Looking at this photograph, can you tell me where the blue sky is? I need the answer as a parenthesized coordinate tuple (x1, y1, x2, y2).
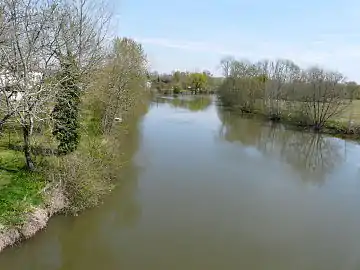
(113, 0, 360, 81)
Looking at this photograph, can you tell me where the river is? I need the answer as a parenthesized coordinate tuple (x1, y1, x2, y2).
(1, 95, 360, 270)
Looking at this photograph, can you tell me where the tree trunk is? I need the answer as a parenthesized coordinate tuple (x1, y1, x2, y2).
(0, 112, 14, 132)
(23, 125, 35, 171)
(30, 116, 34, 136)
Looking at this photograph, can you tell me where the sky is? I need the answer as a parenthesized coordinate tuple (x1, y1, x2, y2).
(112, 0, 360, 81)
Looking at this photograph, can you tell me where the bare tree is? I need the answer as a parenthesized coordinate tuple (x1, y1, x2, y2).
(297, 67, 351, 129)
(219, 59, 268, 113)
(217, 57, 352, 132)
(219, 56, 234, 78)
(52, 0, 111, 77)
(259, 59, 301, 119)
(0, 0, 111, 169)
(0, 0, 63, 170)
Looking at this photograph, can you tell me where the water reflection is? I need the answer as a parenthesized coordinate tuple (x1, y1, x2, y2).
(154, 95, 212, 112)
(2, 98, 360, 270)
(218, 107, 345, 185)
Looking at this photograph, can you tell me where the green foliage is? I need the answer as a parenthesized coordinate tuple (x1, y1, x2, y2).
(173, 84, 181, 94)
(189, 73, 208, 93)
(47, 93, 148, 214)
(45, 140, 112, 213)
(52, 55, 81, 155)
(0, 172, 44, 226)
(150, 70, 216, 94)
(324, 120, 348, 133)
(0, 35, 149, 231)
(345, 81, 360, 100)
(98, 37, 148, 133)
(46, 36, 149, 213)
(217, 57, 353, 131)
(256, 74, 268, 83)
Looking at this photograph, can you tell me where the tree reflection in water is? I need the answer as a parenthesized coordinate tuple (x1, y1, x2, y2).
(217, 106, 345, 186)
(154, 95, 212, 112)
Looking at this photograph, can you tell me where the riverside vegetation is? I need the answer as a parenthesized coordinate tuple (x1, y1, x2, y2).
(217, 57, 360, 137)
(0, 0, 148, 249)
(149, 70, 223, 95)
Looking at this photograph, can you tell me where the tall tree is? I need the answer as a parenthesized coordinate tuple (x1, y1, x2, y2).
(99, 37, 147, 133)
(52, 54, 81, 154)
(51, 0, 110, 154)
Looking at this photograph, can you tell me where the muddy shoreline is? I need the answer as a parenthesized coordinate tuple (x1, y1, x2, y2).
(0, 187, 67, 252)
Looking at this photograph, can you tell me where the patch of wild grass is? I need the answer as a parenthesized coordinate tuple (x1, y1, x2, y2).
(0, 149, 45, 227)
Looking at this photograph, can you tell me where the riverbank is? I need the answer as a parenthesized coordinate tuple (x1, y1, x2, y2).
(151, 89, 216, 95)
(0, 27, 149, 253)
(156, 94, 360, 139)
(0, 185, 66, 252)
(0, 102, 147, 252)
(0, 142, 68, 252)
(218, 101, 360, 140)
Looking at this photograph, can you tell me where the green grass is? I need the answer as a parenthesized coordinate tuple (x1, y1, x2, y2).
(0, 108, 106, 227)
(247, 99, 360, 125)
(338, 100, 360, 123)
(0, 148, 45, 227)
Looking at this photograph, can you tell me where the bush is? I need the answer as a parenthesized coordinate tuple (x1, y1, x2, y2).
(173, 85, 181, 94)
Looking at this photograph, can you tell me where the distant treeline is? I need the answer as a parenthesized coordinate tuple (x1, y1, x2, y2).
(148, 70, 223, 94)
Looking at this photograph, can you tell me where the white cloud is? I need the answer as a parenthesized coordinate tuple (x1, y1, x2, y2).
(135, 37, 249, 57)
(135, 36, 360, 81)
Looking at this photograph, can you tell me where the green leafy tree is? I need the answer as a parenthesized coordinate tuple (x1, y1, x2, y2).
(52, 54, 81, 155)
(99, 37, 147, 133)
(190, 73, 208, 94)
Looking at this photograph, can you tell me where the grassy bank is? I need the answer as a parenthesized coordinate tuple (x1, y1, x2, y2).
(0, 35, 149, 252)
(219, 100, 360, 139)
(0, 97, 148, 229)
(0, 0, 150, 252)
(0, 96, 148, 254)
(0, 148, 45, 226)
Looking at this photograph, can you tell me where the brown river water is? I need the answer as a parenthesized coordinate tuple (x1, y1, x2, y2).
(1, 95, 360, 270)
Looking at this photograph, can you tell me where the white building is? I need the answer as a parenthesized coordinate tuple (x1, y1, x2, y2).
(0, 70, 43, 102)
